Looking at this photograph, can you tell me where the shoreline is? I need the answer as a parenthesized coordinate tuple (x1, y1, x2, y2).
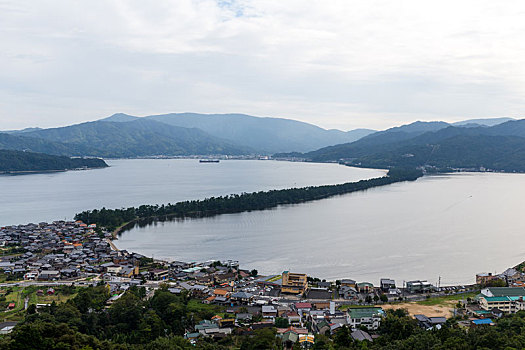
(97, 168, 522, 286)
(110, 233, 523, 287)
(4, 158, 524, 288)
(0, 165, 108, 175)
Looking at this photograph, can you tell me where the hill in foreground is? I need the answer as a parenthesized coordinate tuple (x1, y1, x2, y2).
(0, 149, 108, 173)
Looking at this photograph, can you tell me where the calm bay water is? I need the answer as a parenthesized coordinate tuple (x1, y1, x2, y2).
(0, 159, 383, 226)
(117, 172, 525, 285)
(2, 159, 525, 285)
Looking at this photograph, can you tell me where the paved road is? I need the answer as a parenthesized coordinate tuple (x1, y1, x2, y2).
(0, 281, 91, 288)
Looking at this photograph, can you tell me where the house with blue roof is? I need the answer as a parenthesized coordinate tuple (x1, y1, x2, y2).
(471, 318, 494, 326)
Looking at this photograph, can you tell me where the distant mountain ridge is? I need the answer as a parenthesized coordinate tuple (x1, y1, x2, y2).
(0, 112, 377, 157)
(452, 117, 515, 127)
(101, 112, 376, 153)
(0, 132, 98, 156)
(1, 113, 519, 160)
(19, 119, 250, 157)
(291, 119, 525, 172)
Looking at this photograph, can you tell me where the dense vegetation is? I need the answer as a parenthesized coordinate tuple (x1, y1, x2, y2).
(17, 119, 249, 157)
(4, 285, 525, 349)
(0, 149, 108, 172)
(75, 168, 423, 231)
(2, 112, 374, 156)
(280, 119, 525, 172)
(0, 285, 229, 349)
(330, 309, 525, 350)
(350, 135, 525, 172)
(0, 132, 96, 157)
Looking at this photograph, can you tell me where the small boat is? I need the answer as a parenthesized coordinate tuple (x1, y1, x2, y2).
(199, 159, 220, 163)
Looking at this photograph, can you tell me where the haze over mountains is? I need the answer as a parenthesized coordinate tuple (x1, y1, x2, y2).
(0, 113, 523, 172)
(101, 112, 375, 153)
(0, 113, 376, 157)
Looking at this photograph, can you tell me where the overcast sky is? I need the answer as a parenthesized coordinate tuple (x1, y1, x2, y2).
(1, 0, 525, 131)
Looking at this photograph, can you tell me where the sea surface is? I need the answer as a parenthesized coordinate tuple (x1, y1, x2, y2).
(117, 171, 525, 285)
(2, 159, 525, 285)
(0, 159, 383, 226)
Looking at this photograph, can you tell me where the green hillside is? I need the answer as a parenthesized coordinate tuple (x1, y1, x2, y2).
(0, 149, 108, 172)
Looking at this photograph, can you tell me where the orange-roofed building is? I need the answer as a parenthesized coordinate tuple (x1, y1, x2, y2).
(214, 289, 230, 297)
(203, 296, 216, 304)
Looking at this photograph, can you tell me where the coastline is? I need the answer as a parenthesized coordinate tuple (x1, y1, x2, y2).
(0, 165, 109, 175)
(5, 158, 525, 287)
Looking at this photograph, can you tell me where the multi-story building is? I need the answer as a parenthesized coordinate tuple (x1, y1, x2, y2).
(406, 280, 433, 293)
(478, 287, 525, 313)
(346, 307, 385, 330)
(282, 271, 308, 294)
(476, 272, 496, 285)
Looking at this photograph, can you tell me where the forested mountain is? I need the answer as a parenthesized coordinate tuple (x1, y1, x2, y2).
(2, 127, 43, 134)
(1, 113, 375, 156)
(280, 121, 450, 161)
(0, 149, 107, 172)
(288, 119, 525, 172)
(0, 132, 97, 156)
(19, 119, 250, 157)
(2, 113, 520, 159)
(101, 112, 376, 153)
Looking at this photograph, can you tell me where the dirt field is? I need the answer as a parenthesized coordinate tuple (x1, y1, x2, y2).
(382, 301, 455, 318)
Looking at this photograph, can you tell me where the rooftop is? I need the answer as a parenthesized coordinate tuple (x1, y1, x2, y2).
(486, 287, 525, 297)
(347, 307, 384, 318)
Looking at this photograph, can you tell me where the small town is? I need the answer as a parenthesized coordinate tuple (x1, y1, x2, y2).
(0, 220, 522, 348)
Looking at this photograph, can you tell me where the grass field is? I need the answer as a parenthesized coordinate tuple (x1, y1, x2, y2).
(187, 299, 225, 317)
(415, 292, 477, 306)
(0, 285, 79, 321)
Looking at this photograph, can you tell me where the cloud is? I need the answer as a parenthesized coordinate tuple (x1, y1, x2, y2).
(1, 0, 525, 130)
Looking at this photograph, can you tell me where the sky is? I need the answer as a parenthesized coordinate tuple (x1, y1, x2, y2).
(1, 0, 525, 131)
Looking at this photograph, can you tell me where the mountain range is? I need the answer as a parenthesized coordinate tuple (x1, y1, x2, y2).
(101, 112, 375, 153)
(0, 113, 376, 157)
(0, 113, 522, 170)
(287, 118, 525, 172)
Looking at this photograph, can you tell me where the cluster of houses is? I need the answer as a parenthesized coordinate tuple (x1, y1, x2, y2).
(476, 267, 525, 288)
(0, 221, 113, 280)
(184, 298, 386, 347)
(4, 220, 525, 343)
(0, 221, 243, 285)
(173, 271, 455, 347)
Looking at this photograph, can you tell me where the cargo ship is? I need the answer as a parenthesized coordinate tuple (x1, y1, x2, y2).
(199, 159, 220, 163)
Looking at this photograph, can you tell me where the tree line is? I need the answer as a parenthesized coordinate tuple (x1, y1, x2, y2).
(0, 149, 107, 172)
(4, 284, 525, 349)
(75, 168, 423, 232)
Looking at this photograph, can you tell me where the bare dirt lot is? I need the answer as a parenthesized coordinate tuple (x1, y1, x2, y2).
(382, 302, 455, 318)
